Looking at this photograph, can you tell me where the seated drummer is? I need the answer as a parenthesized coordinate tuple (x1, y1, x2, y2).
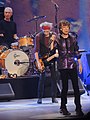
(0, 7, 19, 76)
(0, 7, 19, 49)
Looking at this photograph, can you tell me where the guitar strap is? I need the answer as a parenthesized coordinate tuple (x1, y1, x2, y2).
(48, 32, 53, 50)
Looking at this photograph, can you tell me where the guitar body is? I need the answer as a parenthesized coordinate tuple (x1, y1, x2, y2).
(34, 58, 45, 73)
(35, 49, 58, 73)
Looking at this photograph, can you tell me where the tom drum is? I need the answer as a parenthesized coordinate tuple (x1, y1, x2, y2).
(19, 36, 34, 47)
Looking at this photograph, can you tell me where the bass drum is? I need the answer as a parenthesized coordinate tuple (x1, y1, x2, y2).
(0, 49, 29, 76)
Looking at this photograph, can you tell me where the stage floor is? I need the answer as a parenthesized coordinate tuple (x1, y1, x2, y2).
(0, 91, 90, 120)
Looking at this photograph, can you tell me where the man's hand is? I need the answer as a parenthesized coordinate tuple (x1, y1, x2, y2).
(0, 34, 4, 37)
(37, 60, 45, 72)
(79, 64, 82, 74)
(78, 59, 82, 74)
(50, 34, 56, 41)
(54, 49, 59, 58)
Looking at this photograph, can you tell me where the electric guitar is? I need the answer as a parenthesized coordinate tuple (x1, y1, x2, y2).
(35, 49, 59, 73)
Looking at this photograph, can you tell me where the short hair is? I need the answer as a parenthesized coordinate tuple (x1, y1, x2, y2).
(59, 20, 70, 32)
(4, 7, 13, 13)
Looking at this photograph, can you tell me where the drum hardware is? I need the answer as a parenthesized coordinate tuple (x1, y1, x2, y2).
(14, 60, 29, 66)
(27, 15, 46, 34)
(28, 32, 35, 39)
(11, 42, 19, 50)
(8, 73, 17, 78)
(27, 15, 46, 22)
(0, 45, 8, 54)
(24, 45, 35, 76)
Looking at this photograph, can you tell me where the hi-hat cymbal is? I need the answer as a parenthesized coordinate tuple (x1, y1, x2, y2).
(78, 49, 87, 52)
(27, 15, 46, 22)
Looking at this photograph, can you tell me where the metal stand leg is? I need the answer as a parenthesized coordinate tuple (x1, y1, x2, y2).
(26, 45, 36, 76)
(84, 84, 90, 96)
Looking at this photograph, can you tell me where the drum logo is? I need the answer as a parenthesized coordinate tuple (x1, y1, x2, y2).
(14, 53, 20, 58)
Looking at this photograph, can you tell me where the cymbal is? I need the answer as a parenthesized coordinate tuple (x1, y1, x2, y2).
(78, 49, 87, 52)
(27, 15, 46, 22)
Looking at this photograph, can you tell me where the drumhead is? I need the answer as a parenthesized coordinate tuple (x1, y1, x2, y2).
(5, 50, 29, 76)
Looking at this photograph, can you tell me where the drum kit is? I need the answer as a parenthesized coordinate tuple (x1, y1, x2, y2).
(0, 36, 34, 79)
(0, 15, 46, 79)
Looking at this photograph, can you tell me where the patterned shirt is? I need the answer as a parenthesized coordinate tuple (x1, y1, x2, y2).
(57, 34, 80, 69)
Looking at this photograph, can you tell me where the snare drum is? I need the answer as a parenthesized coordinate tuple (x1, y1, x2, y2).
(19, 36, 34, 47)
(0, 49, 29, 76)
(11, 42, 19, 49)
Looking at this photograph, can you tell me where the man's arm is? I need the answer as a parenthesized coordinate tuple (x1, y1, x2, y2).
(78, 59, 82, 74)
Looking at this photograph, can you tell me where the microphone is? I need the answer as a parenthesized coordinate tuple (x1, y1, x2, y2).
(51, 0, 59, 8)
(54, 3, 59, 8)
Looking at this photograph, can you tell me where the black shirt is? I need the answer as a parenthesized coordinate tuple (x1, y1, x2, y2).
(0, 19, 17, 48)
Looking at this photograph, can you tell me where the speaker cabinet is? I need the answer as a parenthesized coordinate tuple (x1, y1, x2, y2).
(0, 83, 15, 100)
(57, 77, 85, 96)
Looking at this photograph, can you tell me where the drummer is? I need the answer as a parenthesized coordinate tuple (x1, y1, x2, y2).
(0, 7, 19, 49)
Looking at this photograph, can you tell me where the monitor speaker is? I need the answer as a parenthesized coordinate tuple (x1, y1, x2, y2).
(0, 83, 15, 101)
(57, 77, 85, 96)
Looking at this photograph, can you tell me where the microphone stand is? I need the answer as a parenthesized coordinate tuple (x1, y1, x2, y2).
(35, 18, 38, 35)
(51, 1, 59, 85)
(53, 4, 59, 73)
(54, 2, 59, 33)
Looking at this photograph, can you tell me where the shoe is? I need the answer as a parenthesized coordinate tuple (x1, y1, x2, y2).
(76, 109, 84, 116)
(52, 98, 58, 103)
(37, 99, 42, 104)
(60, 108, 71, 115)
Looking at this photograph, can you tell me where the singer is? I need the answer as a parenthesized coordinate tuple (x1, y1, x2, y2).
(57, 20, 84, 116)
(34, 21, 58, 104)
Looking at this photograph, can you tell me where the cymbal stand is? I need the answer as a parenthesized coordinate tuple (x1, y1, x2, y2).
(51, 0, 59, 33)
(54, 4, 58, 34)
(35, 19, 38, 34)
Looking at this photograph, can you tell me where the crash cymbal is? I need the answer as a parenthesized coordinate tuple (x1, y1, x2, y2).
(27, 15, 46, 22)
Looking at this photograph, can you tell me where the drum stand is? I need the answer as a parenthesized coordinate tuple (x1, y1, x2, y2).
(25, 45, 36, 76)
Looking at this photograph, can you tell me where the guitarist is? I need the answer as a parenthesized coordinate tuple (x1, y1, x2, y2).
(34, 21, 59, 104)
